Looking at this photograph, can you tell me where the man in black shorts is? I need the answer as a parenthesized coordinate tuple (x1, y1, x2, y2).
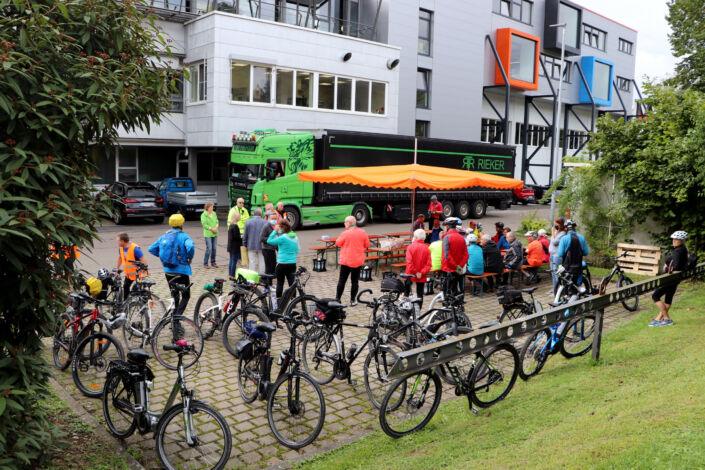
(650, 230, 689, 327)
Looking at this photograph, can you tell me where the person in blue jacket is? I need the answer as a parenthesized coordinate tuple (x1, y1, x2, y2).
(267, 219, 301, 300)
(556, 219, 590, 284)
(148, 213, 195, 315)
(466, 233, 485, 275)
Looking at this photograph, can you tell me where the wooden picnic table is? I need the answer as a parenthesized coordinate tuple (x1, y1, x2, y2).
(383, 231, 413, 238)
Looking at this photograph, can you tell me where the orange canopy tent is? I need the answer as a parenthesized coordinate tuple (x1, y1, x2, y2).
(298, 163, 523, 227)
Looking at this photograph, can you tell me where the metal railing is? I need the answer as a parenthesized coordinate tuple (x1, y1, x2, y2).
(388, 263, 705, 379)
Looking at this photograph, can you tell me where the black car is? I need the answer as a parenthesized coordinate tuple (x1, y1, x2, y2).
(101, 182, 165, 224)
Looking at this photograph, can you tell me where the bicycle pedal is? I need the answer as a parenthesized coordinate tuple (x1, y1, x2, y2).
(349, 379, 358, 389)
(470, 405, 479, 416)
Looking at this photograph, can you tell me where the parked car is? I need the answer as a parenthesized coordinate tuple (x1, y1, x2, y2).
(157, 177, 217, 219)
(101, 181, 165, 224)
(512, 185, 536, 205)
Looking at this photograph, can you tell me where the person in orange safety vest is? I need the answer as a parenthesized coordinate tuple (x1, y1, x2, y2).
(117, 232, 146, 298)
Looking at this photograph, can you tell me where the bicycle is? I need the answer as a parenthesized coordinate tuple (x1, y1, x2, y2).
(378, 323, 520, 438)
(236, 314, 326, 449)
(102, 342, 232, 470)
(598, 251, 639, 311)
(122, 279, 204, 370)
(496, 285, 543, 322)
(221, 267, 315, 356)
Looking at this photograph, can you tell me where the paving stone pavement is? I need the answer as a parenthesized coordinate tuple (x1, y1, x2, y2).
(50, 257, 649, 469)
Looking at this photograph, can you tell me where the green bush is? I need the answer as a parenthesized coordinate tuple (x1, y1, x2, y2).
(0, 1, 174, 467)
(518, 211, 549, 235)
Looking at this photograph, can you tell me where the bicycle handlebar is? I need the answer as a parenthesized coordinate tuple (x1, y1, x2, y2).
(356, 289, 375, 307)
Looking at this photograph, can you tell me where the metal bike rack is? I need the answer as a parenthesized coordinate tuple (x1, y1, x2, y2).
(387, 263, 705, 379)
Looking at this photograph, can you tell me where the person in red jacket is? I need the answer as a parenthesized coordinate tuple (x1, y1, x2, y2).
(335, 216, 371, 305)
(405, 228, 432, 305)
(441, 217, 469, 298)
(427, 195, 443, 229)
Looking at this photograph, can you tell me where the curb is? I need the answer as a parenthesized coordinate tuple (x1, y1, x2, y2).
(49, 377, 145, 470)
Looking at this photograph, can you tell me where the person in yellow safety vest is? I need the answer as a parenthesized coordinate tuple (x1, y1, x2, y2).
(429, 239, 442, 272)
(117, 232, 146, 299)
(228, 197, 250, 267)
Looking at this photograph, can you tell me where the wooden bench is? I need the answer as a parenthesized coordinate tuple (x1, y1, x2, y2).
(466, 272, 498, 296)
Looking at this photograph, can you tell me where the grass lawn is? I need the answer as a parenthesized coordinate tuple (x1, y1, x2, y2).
(301, 282, 705, 469)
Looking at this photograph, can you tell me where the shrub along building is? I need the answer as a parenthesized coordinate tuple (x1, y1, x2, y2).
(98, 0, 639, 206)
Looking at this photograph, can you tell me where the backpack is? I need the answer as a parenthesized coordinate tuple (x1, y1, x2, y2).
(686, 252, 698, 270)
(158, 230, 185, 268)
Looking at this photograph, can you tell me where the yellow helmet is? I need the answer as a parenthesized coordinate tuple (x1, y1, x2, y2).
(169, 213, 185, 227)
(85, 277, 103, 297)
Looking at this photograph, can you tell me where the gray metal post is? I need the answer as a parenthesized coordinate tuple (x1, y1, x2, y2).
(521, 97, 530, 181)
(548, 23, 566, 226)
(591, 308, 605, 361)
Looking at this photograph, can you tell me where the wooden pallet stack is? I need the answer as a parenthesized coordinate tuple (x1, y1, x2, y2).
(616, 243, 662, 276)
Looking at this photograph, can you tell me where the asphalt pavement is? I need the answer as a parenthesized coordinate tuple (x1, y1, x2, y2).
(78, 204, 550, 274)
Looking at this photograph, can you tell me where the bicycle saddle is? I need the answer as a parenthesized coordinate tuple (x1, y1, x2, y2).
(399, 273, 415, 279)
(214, 278, 225, 283)
(478, 320, 500, 330)
(521, 287, 538, 294)
(259, 273, 275, 280)
(169, 282, 192, 292)
(315, 298, 345, 310)
(254, 322, 277, 333)
(127, 348, 151, 364)
(140, 280, 156, 288)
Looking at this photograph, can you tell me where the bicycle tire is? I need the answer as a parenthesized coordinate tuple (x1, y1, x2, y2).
(519, 329, 551, 380)
(155, 400, 232, 470)
(52, 312, 74, 370)
(436, 326, 474, 386)
(238, 348, 264, 403)
(102, 372, 137, 438)
(617, 275, 639, 312)
(283, 294, 319, 340)
(222, 305, 268, 358)
(560, 314, 596, 358)
(498, 303, 529, 322)
(301, 327, 337, 385)
(267, 371, 325, 449)
(193, 292, 220, 340)
(379, 370, 442, 438)
(122, 294, 165, 350)
(71, 332, 125, 398)
(152, 315, 204, 370)
(363, 347, 406, 411)
(469, 343, 519, 408)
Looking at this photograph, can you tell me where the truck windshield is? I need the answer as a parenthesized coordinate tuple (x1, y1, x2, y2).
(230, 163, 261, 182)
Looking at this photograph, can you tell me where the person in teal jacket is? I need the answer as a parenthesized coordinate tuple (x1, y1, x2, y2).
(466, 233, 484, 275)
(267, 219, 300, 300)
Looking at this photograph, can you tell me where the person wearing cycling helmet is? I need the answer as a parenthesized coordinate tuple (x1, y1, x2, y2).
(441, 217, 468, 298)
(148, 213, 195, 315)
(116, 232, 146, 299)
(556, 219, 590, 284)
(650, 231, 689, 327)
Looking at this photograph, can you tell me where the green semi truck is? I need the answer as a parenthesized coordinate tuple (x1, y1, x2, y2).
(229, 129, 516, 229)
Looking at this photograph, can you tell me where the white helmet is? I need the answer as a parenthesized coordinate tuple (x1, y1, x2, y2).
(443, 217, 462, 227)
(466, 233, 478, 244)
(670, 230, 688, 240)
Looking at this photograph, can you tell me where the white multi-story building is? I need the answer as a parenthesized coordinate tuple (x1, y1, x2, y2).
(104, 0, 639, 205)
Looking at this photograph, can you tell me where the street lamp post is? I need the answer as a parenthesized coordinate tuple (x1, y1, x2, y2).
(549, 22, 566, 226)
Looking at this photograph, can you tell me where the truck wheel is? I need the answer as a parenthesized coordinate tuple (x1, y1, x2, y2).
(470, 200, 486, 219)
(352, 204, 370, 227)
(441, 200, 454, 218)
(284, 206, 301, 230)
(456, 200, 470, 220)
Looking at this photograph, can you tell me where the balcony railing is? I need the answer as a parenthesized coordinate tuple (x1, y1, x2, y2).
(142, 0, 380, 41)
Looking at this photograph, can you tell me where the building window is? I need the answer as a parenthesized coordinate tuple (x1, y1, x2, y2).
(510, 35, 537, 84)
(592, 60, 611, 101)
(539, 54, 571, 83)
(169, 71, 184, 113)
(558, 2, 581, 50)
(418, 9, 433, 56)
(252, 65, 272, 103)
(318, 74, 335, 109)
(188, 61, 207, 103)
(231, 62, 250, 102)
(616, 76, 631, 92)
(371, 81, 385, 114)
(355, 80, 370, 113)
(116, 147, 138, 181)
(481, 118, 505, 143)
(336, 77, 352, 111)
(618, 38, 633, 55)
(515, 123, 550, 147)
(416, 120, 430, 137)
(493, 0, 533, 25)
(276, 69, 294, 105)
(296, 71, 313, 107)
(417, 69, 430, 109)
(197, 152, 229, 182)
(583, 24, 607, 51)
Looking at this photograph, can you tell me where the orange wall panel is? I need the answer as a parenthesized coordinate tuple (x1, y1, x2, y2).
(494, 28, 540, 91)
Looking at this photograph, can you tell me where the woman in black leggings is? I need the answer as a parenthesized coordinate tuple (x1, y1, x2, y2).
(266, 220, 301, 300)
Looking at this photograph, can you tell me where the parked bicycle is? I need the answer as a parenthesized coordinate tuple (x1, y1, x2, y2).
(598, 251, 639, 311)
(495, 286, 543, 322)
(102, 341, 232, 470)
(236, 313, 325, 449)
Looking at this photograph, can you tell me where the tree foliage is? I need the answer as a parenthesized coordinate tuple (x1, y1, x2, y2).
(667, 0, 705, 91)
(0, 1, 174, 467)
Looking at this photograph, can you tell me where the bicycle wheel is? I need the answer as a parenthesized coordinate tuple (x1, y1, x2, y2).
(52, 312, 73, 370)
(379, 370, 442, 438)
(560, 314, 596, 358)
(152, 315, 204, 370)
(436, 327, 474, 386)
(469, 344, 519, 408)
(267, 371, 325, 449)
(301, 327, 337, 385)
(222, 305, 267, 358)
(238, 349, 264, 404)
(519, 329, 550, 380)
(102, 372, 137, 438)
(498, 303, 529, 322)
(617, 275, 639, 312)
(283, 294, 319, 340)
(122, 298, 150, 350)
(363, 346, 406, 410)
(71, 332, 125, 398)
(193, 292, 220, 340)
(155, 401, 232, 470)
